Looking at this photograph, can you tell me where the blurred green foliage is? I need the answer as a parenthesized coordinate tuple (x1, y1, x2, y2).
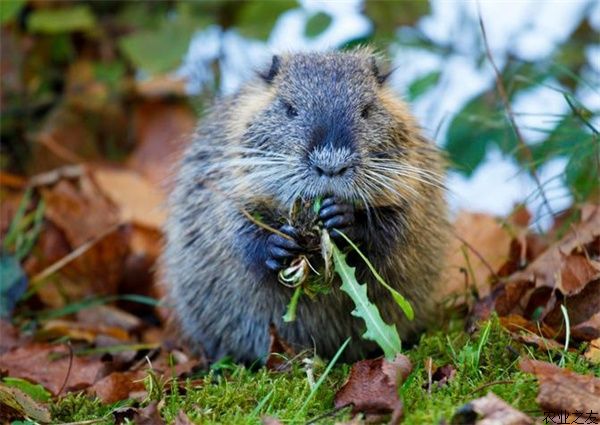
(0, 0, 597, 204)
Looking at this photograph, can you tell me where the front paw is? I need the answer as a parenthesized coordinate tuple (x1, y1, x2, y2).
(265, 224, 303, 272)
(319, 197, 357, 241)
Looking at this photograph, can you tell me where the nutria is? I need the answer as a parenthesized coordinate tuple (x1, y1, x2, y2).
(163, 49, 449, 364)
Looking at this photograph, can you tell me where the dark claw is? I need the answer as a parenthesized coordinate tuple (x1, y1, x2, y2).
(319, 197, 358, 242)
(268, 234, 302, 252)
(269, 246, 294, 260)
(319, 204, 353, 221)
(324, 213, 354, 230)
(265, 225, 304, 273)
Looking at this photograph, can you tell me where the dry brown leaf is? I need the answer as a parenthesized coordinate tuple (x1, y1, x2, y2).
(0, 321, 22, 355)
(174, 410, 194, 425)
(519, 358, 600, 413)
(452, 392, 532, 425)
(133, 401, 165, 425)
(36, 319, 130, 343)
(76, 305, 144, 334)
(92, 167, 166, 229)
(266, 324, 296, 372)
(88, 370, 147, 404)
(439, 212, 512, 302)
(508, 207, 600, 295)
(334, 355, 412, 425)
(584, 338, 600, 364)
(127, 101, 195, 193)
(0, 343, 108, 395)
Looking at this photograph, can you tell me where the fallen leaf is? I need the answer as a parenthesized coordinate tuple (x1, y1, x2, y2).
(440, 212, 513, 302)
(0, 382, 52, 423)
(266, 324, 296, 372)
(0, 343, 108, 395)
(88, 370, 147, 404)
(0, 321, 22, 354)
(174, 410, 194, 425)
(92, 166, 166, 229)
(36, 319, 130, 343)
(430, 364, 457, 389)
(584, 338, 600, 364)
(452, 392, 532, 425)
(127, 100, 195, 194)
(334, 355, 412, 425)
(133, 401, 165, 425)
(519, 358, 600, 413)
(508, 207, 600, 296)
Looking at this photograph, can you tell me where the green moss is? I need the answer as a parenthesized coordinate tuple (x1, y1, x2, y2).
(50, 316, 599, 424)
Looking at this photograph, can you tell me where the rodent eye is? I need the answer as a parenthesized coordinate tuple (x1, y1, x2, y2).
(284, 102, 298, 118)
(361, 104, 373, 119)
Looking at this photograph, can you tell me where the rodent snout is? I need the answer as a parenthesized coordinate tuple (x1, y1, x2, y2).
(313, 162, 352, 178)
(308, 147, 356, 179)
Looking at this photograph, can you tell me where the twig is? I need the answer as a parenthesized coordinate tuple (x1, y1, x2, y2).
(240, 208, 292, 240)
(477, 7, 555, 219)
(29, 223, 122, 286)
(57, 342, 74, 396)
(35, 133, 85, 164)
(563, 94, 600, 136)
(467, 379, 524, 397)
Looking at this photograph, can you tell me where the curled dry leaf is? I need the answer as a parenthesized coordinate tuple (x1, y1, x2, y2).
(0, 343, 109, 395)
(507, 207, 600, 296)
(133, 401, 166, 425)
(266, 324, 296, 372)
(519, 359, 600, 413)
(334, 355, 412, 425)
(452, 392, 532, 425)
(88, 370, 147, 404)
(427, 364, 457, 390)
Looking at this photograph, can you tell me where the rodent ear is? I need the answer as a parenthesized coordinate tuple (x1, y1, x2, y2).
(260, 55, 281, 84)
(370, 56, 392, 86)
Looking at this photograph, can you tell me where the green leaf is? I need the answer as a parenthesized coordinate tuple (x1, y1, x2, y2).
(0, 0, 25, 24)
(28, 5, 96, 34)
(407, 70, 440, 101)
(2, 378, 51, 403)
(305, 12, 332, 38)
(334, 231, 414, 320)
(236, 0, 297, 40)
(332, 244, 402, 359)
(0, 383, 51, 423)
(283, 286, 302, 322)
(565, 139, 599, 202)
(364, 0, 429, 41)
(118, 5, 202, 75)
(445, 94, 517, 175)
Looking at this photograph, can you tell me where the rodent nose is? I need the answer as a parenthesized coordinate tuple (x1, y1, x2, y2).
(313, 163, 351, 177)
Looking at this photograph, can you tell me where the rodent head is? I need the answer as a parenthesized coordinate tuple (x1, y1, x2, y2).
(228, 50, 443, 209)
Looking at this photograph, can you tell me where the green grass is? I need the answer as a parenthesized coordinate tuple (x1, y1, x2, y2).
(50, 315, 600, 424)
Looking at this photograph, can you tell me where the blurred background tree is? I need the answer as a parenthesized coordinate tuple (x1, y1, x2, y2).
(1, 0, 598, 223)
